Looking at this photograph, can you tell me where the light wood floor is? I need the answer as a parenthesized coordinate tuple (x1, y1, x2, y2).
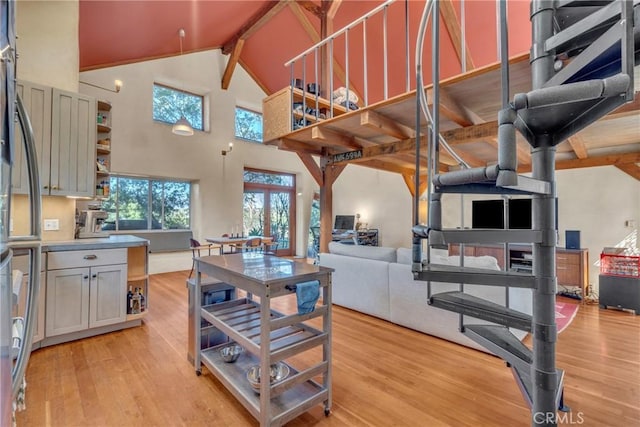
(16, 271, 640, 426)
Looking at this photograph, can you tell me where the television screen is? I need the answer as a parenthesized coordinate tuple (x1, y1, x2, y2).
(472, 200, 504, 229)
(334, 215, 355, 230)
(508, 198, 532, 229)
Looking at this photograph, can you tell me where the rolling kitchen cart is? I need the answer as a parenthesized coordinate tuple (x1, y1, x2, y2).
(193, 253, 333, 426)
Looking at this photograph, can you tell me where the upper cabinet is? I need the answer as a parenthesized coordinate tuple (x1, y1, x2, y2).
(13, 81, 96, 197)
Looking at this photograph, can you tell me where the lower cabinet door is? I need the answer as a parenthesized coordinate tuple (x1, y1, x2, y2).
(46, 267, 90, 337)
(89, 264, 127, 328)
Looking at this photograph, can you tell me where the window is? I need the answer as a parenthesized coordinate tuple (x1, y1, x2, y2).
(153, 83, 203, 131)
(102, 176, 191, 231)
(243, 169, 295, 255)
(235, 107, 263, 142)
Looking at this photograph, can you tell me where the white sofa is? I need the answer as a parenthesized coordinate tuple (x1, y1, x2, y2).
(319, 242, 532, 351)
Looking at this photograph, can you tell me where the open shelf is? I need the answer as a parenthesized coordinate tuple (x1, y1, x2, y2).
(97, 124, 111, 133)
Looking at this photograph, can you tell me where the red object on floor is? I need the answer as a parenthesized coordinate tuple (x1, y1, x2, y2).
(556, 302, 579, 334)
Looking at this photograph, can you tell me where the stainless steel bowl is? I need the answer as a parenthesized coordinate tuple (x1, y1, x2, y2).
(246, 362, 290, 393)
(219, 344, 243, 363)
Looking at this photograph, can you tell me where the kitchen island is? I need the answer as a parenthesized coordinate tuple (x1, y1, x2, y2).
(193, 253, 333, 426)
(15, 235, 150, 349)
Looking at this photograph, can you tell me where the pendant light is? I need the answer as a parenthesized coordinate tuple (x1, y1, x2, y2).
(172, 28, 194, 136)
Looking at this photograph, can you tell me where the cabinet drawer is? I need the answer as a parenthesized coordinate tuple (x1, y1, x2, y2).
(556, 252, 580, 267)
(48, 248, 127, 270)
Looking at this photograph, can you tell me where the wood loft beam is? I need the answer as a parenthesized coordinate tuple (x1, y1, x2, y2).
(298, 0, 323, 17)
(441, 121, 498, 145)
(221, 39, 245, 90)
(278, 138, 323, 155)
(222, 0, 290, 54)
(615, 163, 640, 180)
(357, 158, 416, 176)
(289, 1, 362, 102)
(327, 137, 420, 165)
(326, 0, 343, 19)
(297, 153, 322, 186)
(517, 152, 640, 173)
(567, 135, 588, 159)
(440, 0, 475, 71)
(402, 174, 429, 198)
(311, 127, 362, 149)
(360, 110, 414, 139)
(425, 87, 474, 127)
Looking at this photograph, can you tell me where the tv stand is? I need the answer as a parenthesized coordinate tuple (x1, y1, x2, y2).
(449, 244, 589, 298)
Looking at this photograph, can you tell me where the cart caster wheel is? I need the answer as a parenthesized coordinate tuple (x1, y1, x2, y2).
(196, 370, 202, 376)
(324, 408, 331, 417)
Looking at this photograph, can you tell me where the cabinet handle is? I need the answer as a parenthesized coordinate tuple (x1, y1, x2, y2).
(92, 274, 97, 278)
(83, 275, 89, 280)
(83, 254, 97, 260)
(43, 185, 48, 189)
(51, 185, 58, 190)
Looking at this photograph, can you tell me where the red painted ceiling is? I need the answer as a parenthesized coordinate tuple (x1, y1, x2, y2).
(79, 1, 531, 100)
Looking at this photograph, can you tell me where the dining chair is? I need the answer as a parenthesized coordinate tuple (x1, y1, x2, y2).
(241, 237, 263, 253)
(189, 238, 221, 278)
(263, 234, 279, 256)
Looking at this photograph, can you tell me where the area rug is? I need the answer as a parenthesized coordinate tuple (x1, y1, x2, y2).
(556, 302, 579, 334)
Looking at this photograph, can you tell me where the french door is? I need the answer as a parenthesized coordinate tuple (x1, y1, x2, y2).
(243, 169, 295, 256)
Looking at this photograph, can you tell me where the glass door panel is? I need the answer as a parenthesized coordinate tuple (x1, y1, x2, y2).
(243, 191, 264, 236)
(270, 192, 291, 252)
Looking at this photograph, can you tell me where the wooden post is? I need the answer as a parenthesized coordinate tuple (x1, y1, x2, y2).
(319, 157, 345, 253)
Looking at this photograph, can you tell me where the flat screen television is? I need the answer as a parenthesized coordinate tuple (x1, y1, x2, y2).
(508, 198, 532, 229)
(472, 200, 504, 229)
(334, 215, 355, 230)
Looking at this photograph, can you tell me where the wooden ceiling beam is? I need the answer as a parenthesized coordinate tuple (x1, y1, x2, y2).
(615, 163, 640, 180)
(326, 0, 343, 19)
(567, 135, 588, 159)
(222, 0, 290, 55)
(221, 39, 245, 90)
(360, 110, 414, 139)
(278, 138, 322, 155)
(357, 158, 416, 176)
(402, 174, 429, 198)
(439, 0, 475, 71)
(297, 153, 322, 186)
(328, 137, 421, 165)
(517, 152, 640, 173)
(311, 126, 362, 149)
(298, 0, 323, 17)
(441, 121, 499, 145)
(425, 87, 474, 127)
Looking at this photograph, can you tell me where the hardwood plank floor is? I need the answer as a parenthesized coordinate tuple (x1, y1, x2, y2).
(16, 271, 640, 426)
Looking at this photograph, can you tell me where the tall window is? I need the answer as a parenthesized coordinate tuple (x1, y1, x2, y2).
(235, 107, 263, 142)
(243, 169, 295, 256)
(153, 83, 203, 131)
(102, 176, 191, 231)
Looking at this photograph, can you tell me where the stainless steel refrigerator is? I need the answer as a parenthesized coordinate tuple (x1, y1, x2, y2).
(1, 0, 42, 424)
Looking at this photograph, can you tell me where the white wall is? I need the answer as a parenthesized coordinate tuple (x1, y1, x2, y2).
(441, 166, 640, 291)
(16, 0, 79, 92)
(79, 50, 320, 260)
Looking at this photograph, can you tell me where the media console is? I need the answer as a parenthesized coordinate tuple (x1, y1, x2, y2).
(449, 244, 589, 298)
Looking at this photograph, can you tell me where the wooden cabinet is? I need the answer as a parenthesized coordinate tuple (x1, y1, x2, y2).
(45, 249, 127, 337)
(263, 86, 347, 142)
(449, 244, 589, 296)
(13, 81, 96, 197)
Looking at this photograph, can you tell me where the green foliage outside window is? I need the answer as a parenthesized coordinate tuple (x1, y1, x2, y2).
(102, 176, 190, 230)
(153, 84, 203, 131)
(235, 107, 263, 142)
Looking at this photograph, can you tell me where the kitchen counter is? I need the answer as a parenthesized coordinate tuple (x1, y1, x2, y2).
(43, 235, 149, 252)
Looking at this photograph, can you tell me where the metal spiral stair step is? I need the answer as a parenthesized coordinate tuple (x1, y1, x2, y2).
(428, 291, 532, 332)
(415, 263, 536, 289)
(511, 364, 566, 410)
(463, 324, 532, 372)
(429, 229, 542, 246)
(433, 173, 552, 196)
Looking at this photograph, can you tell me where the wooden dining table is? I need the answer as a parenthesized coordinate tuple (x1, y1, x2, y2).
(205, 235, 272, 254)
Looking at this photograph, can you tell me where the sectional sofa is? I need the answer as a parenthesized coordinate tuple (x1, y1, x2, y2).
(319, 242, 532, 351)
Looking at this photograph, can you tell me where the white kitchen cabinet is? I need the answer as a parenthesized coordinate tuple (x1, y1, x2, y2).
(13, 81, 96, 197)
(45, 249, 127, 338)
(13, 253, 46, 346)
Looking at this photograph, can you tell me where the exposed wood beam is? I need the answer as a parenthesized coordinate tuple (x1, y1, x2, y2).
(222, 1, 290, 55)
(297, 153, 323, 186)
(298, 0, 323, 17)
(311, 126, 362, 149)
(326, 0, 343, 19)
(441, 121, 499, 145)
(357, 158, 416, 176)
(440, 0, 475, 71)
(278, 138, 322, 155)
(289, 1, 362, 102)
(328, 137, 420, 165)
(402, 174, 429, 198)
(426, 87, 474, 127)
(615, 163, 640, 180)
(319, 161, 346, 252)
(517, 152, 640, 173)
(360, 110, 414, 139)
(221, 39, 245, 90)
(567, 135, 588, 159)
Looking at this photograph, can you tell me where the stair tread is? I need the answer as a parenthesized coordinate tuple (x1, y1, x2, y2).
(464, 324, 532, 364)
(415, 264, 536, 288)
(433, 173, 552, 196)
(430, 229, 542, 245)
(429, 291, 532, 331)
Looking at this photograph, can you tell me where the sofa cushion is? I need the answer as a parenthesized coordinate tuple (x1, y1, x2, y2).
(396, 247, 450, 265)
(328, 241, 397, 263)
